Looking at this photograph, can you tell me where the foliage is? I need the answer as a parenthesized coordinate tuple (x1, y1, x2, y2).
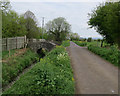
(2, 49, 15, 59)
(3, 46, 75, 94)
(87, 41, 101, 47)
(61, 40, 70, 47)
(87, 37, 92, 42)
(0, 0, 11, 13)
(2, 49, 38, 87)
(88, 45, 119, 67)
(45, 17, 71, 42)
(69, 32, 80, 41)
(24, 10, 40, 39)
(2, 10, 27, 38)
(73, 41, 87, 47)
(1, 1, 42, 39)
(88, 2, 120, 48)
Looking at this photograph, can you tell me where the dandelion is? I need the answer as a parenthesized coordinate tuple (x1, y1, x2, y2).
(72, 77, 74, 81)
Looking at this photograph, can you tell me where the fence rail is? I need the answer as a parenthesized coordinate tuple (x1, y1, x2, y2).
(1, 36, 26, 51)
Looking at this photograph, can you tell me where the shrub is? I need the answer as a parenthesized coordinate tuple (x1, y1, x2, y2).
(3, 46, 75, 94)
(88, 45, 119, 67)
(2, 49, 38, 87)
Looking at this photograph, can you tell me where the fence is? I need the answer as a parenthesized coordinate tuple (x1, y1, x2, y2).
(1, 36, 26, 51)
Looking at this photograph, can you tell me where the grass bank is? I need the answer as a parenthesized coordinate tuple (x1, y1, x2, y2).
(88, 45, 119, 67)
(3, 45, 75, 94)
(2, 49, 38, 88)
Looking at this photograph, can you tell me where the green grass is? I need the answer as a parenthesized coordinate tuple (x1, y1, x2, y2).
(2, 49, 38, 87)
(87, 41, 101, 47)
(88, 45, 119, 67)
(2, 49, 16, 59)
(61, 40, 70, 47)
(3, 46, 75, 94)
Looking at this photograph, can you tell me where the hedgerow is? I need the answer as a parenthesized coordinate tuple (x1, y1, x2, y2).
(61, 40, 70, 47)
(3, 46, 75, 94)
(73, 41, 87, 47)
(2, 49, 38, 88)
(88, 45, 119, 67)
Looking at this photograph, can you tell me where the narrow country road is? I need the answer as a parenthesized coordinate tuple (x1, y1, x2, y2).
(67, 41, 118, 94)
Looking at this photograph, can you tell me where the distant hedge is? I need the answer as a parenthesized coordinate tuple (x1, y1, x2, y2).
(73, 41, 87, 47)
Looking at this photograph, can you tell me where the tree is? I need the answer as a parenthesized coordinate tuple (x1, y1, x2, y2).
(87, 37, 92, 42)
(0, 0, 11, 13)
(2, 10, 27, 37)
(24, 10, 39, 39)
(69, 32, 80, 41)
(88, 2, 120, 48)
(1, 0, 28, 38)
(45, 17, 71, 42)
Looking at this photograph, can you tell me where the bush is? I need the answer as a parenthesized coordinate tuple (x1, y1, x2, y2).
(2, 49, 38, 87)
(3, 46, 75, 94)
(87, 38, 92, 42)
(61, 40, 70, 47)
(73, 41, 87, 47)
(88, 45, 119, 67)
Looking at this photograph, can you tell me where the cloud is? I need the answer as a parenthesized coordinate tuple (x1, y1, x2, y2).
(11, 0, 107, 2)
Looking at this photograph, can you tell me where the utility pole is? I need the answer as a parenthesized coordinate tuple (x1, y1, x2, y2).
(42, 17, 44, 39)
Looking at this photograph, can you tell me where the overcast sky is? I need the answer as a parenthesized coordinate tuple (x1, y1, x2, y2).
(10, 0, 107, 38)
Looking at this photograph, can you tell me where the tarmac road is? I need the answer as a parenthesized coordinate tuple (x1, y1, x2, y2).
(67, 41, 118, 94)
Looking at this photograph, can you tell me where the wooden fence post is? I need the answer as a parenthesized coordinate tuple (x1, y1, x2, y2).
(6, 38, 7, 50)
(24, 35, 26, 49)
(16, 37, 17, 49)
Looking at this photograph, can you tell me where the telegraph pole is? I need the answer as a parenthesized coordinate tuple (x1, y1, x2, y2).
(42, 17, 44, 39)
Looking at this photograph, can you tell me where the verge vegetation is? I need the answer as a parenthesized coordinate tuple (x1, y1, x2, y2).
(3, 45, 75, 94)
(88, 45, 119, 67)
(2, 49, 38, 88)
(73, 41, 87, 47)
(61, 40, 70, 47)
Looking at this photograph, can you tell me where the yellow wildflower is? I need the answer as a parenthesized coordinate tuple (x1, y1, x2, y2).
(72, 77, 74, 81)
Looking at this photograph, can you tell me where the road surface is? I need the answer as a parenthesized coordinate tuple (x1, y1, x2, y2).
(67, 41, 118, 94)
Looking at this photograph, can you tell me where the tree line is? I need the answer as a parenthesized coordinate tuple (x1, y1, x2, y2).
(1, 0, 81, 43)
(88, 1, 120, 48)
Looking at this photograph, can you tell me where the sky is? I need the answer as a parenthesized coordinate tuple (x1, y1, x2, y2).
(10, 0, 108, 39)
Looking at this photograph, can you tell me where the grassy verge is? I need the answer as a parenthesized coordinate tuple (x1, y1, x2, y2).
(88, 45, 119, 67)
(61, 40, 70, 47)
(2, 49, 16, 59)
(2, 49, 38, 87)
(73, 41, 87, 47)
(3, 46, 75, 94)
